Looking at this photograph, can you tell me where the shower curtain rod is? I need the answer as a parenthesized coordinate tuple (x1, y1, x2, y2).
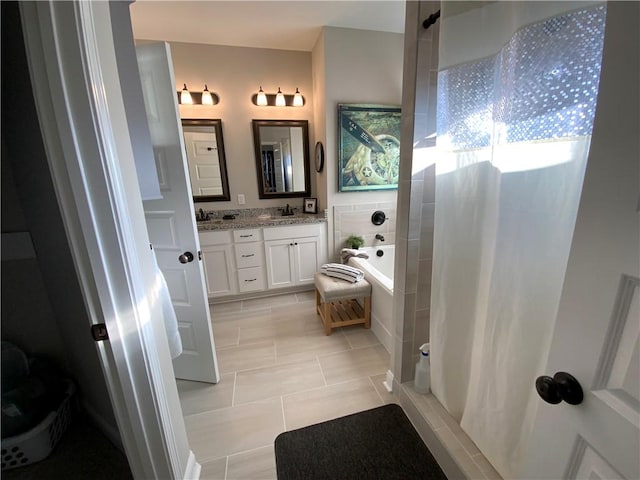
(423, 10, 441, 30)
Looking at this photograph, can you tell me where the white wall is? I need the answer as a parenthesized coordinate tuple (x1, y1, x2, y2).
(167, 41, 314, 210)
(313, 27, 404, 256)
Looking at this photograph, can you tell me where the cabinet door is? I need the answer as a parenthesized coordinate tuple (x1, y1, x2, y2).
(265, 239, 295, 289)
(201, 244, 236, 297)
(294, 236, 320, 284)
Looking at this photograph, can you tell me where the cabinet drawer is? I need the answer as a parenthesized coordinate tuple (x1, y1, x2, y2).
(237, 267, 265, 292)
(199, 230, 232, 246)
(263, 224, 320, 241)
(234, 229, 262, 243)
(235, 243, 263, 269)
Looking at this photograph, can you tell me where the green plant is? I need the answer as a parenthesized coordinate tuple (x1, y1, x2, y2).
(346, 234, 365, 249)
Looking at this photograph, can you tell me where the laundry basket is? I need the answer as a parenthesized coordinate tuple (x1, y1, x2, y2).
(1, 380, 75, 471)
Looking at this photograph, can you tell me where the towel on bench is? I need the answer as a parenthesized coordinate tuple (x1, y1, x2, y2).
(320, 263, 365, 283)
(340, 248, 369, 264)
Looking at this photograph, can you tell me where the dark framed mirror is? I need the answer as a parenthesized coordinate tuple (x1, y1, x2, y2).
(252, 119, 310, 199)
(182, 118, 230, 202)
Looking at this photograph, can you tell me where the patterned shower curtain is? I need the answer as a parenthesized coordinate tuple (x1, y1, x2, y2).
(430, 3, 606, 477)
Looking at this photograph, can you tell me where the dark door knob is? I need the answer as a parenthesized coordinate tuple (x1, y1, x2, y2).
(178, 251, 194, 264)
(535, 372, 583, 405)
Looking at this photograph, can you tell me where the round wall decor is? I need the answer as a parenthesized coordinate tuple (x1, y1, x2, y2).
(315, 141, 324, 172)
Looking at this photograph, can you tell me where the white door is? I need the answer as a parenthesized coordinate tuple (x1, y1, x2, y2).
(136, 42, 219, 383)
(523, 4, 639, 478)
(183, 130, 223, 196)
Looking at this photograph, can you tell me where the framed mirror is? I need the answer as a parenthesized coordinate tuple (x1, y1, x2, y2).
(252, 119, 310, 199)
(182, 118, 230, 202)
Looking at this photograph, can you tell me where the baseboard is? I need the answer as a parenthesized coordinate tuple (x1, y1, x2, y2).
(81, 399, 125, 452)
(210, 285, 314, 304)
(383, 369, 394, 392)
(183, 450, 201, 480)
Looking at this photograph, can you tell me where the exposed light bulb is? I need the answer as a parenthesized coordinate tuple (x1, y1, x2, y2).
(201, 84, 214, 105)
(180, 83, 193, 105)
(256, 86, 268, 106)
(275, 87, 286, 107)
(293, 88, 303, 107)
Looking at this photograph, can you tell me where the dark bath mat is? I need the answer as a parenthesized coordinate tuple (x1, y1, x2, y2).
(274, 403, 448, 480)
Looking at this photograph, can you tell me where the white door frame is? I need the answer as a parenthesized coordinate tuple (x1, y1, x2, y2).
(19, 2, 197, 478)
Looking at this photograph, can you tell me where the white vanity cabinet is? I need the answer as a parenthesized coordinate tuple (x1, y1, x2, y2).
(233, 229, 266, 293)
(199, 230, 237, 297)
(264, 224, 324, 290)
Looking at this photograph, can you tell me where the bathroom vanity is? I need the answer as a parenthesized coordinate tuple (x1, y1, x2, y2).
(198, 214, 327, 301)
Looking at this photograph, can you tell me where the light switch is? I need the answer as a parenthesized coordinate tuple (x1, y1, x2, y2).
(238, 194, 246, 205)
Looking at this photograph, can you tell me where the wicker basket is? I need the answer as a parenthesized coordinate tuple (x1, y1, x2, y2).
(1, 380, 75, 471)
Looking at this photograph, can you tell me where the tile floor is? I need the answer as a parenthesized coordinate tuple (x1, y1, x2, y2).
(177, 290, 395, 480)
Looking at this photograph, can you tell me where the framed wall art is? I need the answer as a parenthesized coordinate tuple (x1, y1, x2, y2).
(338, 104, 401, 192)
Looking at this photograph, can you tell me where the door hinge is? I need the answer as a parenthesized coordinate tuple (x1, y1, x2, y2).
(198, 250, 202, 261)
(91, 323, 109, 342)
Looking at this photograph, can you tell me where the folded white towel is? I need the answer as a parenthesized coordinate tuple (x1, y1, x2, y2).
(320, 263, 365, 283)
(340, 248, 369, 264)
(152, 253, 183, 359)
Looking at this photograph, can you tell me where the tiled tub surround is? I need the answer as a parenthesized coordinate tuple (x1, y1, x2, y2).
(197, 207, 326, 231)
(333, 203, 396, 261)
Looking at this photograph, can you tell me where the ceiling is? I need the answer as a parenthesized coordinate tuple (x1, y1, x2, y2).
(129, 1, 406, 52)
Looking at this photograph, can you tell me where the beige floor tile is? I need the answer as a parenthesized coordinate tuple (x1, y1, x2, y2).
(177, 374, 235, 416)
(199, 456, 227, 480)
(217, 340, 276, 374)
(226, 446, 277, 480)
(318, 344, 389, 385)
(341, 326, 381, 349)
(235, 360, 325, 405)
(270, 298, 316, 315)
(211, 301, 242, 316)
(370, 373, 399, 405)
(282, 378, 383, 431)
(185, 397, 284, 461)
(211, 320, 240, 348)
(295, 290, 316, 302)
(242, 294, 297, 310)
(213, 306, 272, 324)
(275, 331, 352, 365)
(238, 311, 322, 345)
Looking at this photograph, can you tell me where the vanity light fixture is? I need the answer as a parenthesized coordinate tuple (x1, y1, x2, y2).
(251, 87, 305, 107)
(293, 88, 304, 107)
(180, 83, 193, 105)
(176, 84, 220, 105)
(201, 84, 214, 105)
(256, 86, 268, 106)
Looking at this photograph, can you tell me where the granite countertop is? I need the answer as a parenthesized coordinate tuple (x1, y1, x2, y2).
(197, 214, 327, 231)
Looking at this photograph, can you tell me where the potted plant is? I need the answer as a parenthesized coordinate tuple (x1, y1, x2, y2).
(346, 234, 365, 250)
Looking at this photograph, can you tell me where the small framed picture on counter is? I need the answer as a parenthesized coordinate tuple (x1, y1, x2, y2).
(303, 197, 317, 214)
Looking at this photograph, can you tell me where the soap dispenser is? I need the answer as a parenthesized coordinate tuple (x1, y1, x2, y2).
(414, 343, 430, 394)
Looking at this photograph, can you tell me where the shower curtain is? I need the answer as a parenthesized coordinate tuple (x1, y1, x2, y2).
(430, 3, 606, 478)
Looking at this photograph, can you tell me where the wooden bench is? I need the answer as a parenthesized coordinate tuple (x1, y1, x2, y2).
(314, 272, 371, 335)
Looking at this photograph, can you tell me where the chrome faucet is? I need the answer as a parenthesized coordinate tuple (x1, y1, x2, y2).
(375, 233, 385, 242)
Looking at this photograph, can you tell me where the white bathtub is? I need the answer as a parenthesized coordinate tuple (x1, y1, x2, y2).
(349, 246, 394, 353)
